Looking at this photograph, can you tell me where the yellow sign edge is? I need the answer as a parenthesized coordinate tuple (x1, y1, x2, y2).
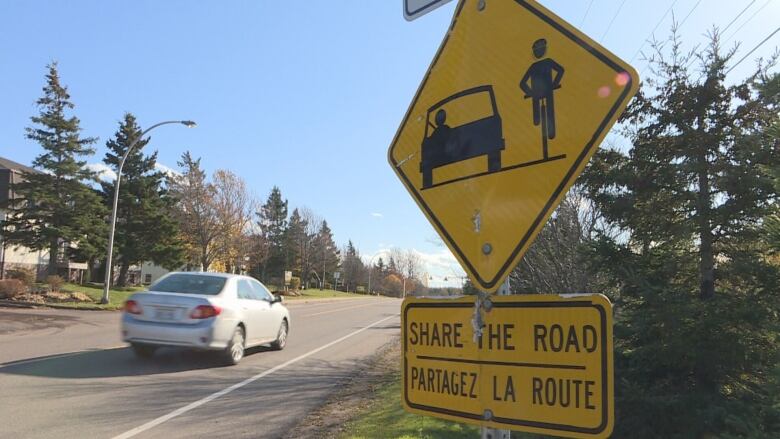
(400, 294, 614, 438)
(387, 0, 640, 293)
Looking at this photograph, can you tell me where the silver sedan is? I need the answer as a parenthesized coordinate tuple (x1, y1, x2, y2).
(121, 272, 290, 365)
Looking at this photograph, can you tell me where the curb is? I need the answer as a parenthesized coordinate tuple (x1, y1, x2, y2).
(0, 299, 119, 311)
(283, 296, 375, 306)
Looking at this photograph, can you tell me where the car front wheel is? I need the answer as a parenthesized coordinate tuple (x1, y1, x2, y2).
(270, 320, 288, 351)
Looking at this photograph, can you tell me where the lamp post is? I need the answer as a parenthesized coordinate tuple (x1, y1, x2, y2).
(101, 120, 196, 304)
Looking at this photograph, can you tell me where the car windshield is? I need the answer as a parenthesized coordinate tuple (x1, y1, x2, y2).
(427, 90, 494, 136)
(150, 274, 226, 295)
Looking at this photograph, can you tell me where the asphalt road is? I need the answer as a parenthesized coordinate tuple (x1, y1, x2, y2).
(0, 297, 401, 439)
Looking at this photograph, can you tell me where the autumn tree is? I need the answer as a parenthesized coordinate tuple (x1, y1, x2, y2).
(168, 152, 220, 271)
(212, 170, 255, 273)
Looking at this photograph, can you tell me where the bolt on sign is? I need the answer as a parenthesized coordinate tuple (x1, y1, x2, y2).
(388, 0, 639, 293)
(402, 295, 614, 438)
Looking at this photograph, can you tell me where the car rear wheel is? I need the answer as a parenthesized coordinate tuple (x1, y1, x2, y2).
(270, 320, 288, 351)
(222, 326, 245, 365)
(131, 343, 157, 358)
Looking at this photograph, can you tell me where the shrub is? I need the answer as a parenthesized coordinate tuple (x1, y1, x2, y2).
(289, 276, 301, 290)
(45, 275, 65, 292)
(6, 268, 36, 286)
(0, 279, 26, 299)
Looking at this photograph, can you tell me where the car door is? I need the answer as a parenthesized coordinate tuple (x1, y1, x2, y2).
(250, 279, 282, 340)
(236, 279, 263, 344)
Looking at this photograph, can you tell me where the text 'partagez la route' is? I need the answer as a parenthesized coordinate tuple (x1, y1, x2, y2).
(401, 296, 613, 436)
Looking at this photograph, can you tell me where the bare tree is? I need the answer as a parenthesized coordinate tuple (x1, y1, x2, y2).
(509, 187, 600, 294)
(388, 247, 424, 294)
(299, 207, 322, 287)
(168, 152, 220, 271)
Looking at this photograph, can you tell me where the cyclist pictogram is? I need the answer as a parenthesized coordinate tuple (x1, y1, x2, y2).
(520, 38, 565, 161)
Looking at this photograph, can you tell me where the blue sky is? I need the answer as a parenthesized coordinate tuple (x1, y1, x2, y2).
(1, 1, 778, 287)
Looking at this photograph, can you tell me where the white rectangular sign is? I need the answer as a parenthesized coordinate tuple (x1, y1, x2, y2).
(404, 0, 454, 21)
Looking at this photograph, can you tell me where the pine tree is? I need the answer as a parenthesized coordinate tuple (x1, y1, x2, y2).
(583, 32, 780, 437)
(257, 186, 288, 281)
(284, 208, 308, 278)
(102, 113, 185, 285)
(341, 240, 364, 292)
(311, 220, 340, 288)
(2, 63, 106, 276)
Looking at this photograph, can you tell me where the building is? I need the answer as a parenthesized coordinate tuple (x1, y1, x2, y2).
(0, 156, 88, 281)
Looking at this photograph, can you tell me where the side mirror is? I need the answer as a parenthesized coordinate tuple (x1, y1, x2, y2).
(273, 294, 284, 304)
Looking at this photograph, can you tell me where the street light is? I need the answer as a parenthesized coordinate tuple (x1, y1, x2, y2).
(101, 120, 196, 304)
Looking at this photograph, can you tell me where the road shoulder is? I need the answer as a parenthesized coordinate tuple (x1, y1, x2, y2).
(286, 336, 400, 439)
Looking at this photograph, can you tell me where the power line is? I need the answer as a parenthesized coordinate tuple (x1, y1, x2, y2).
(678, 0, 703, 29)
(721, 0, 756, 35)
(579, 0, 596, 27)
(725, 25, 780, 74)
(630, 0, 680, 63)
(724, 0, 773, 45)
(637, 0, 703, 79)
(600, 0, 628, 43)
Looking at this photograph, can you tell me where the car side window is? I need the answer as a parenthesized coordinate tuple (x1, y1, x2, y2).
(237, 279, 255, 300)
(251, 280, 274, 302)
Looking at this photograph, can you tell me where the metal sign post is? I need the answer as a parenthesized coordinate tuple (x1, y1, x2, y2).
(480, 280, 511, 439)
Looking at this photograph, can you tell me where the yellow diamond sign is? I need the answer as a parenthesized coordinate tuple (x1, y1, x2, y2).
(388, 0, 639, 292)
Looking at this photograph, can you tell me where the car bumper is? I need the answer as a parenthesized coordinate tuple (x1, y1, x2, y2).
(121, 314, 236, 350)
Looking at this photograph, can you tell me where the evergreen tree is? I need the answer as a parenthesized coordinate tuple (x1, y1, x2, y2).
(2, 63, 106, 276)
(102, 113, 185, 285)
(257, 186, 288, 281)
(583, 33, 780, 437)
(311, 220, 340, 288)
(284, 208, 308, 278)
(341, 240, 364, 292)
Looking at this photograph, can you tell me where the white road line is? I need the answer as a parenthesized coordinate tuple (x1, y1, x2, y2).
(300, 301, 381, 317)
(111, 313, 399, 439)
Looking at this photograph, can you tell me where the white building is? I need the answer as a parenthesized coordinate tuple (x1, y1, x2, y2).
(0, 156, 88, 281)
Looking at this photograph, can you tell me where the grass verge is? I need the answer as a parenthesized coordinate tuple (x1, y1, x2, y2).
(284, 288, 368, 300)
(339, 362, 478, 439)
(49, 283, 144, 310)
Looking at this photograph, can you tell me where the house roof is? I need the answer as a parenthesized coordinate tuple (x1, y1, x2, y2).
(0, 156, 38, 174)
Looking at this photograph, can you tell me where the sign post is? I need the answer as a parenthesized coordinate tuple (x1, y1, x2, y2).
(402, 293, 614, 438)
(392, 1, 636, 436)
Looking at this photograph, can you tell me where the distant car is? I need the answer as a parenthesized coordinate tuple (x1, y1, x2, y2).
(419, 85, 505, 189)
(121, 272, 290, 365)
